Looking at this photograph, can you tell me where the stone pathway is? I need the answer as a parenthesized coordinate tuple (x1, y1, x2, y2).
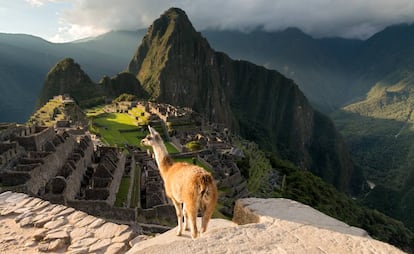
(0, 191, 141, 253)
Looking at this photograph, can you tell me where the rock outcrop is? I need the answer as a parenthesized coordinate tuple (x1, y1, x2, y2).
(126, 8, 364, 194)
(0, 191, 139, 253)
(127, 198, 404, 254)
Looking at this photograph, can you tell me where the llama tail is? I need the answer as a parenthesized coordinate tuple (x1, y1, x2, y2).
(197, 173, 218, 234)
(198, 173, 218, 204)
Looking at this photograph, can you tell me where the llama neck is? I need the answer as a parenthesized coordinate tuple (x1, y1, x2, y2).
(152, 141, 173, 177)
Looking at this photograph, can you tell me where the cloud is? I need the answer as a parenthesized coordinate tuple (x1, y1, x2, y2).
(26, 0, 64, 7)
(49, 22, 107, 43)
(26, 0, 45, 7)
(50, 0, 414, 41)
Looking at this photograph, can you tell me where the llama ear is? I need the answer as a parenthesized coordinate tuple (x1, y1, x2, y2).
(148, 125, 157, 135)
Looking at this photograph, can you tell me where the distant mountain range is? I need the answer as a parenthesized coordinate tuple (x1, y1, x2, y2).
(2, 21, 414, 123)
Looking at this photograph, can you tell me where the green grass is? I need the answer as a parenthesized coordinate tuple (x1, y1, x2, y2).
(130, 165, 140, 208)
(165, 142, 179, 154)
(89, 112, 146, 147)
(95, 113, 136, 126)
(84, 105, 105, 117)
(114, 177, 130, 207)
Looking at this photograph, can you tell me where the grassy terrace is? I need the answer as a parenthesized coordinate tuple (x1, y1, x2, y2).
(87, 108, 145, 147)
(130, 165, 140, 208)
(114, 177, 130, 207)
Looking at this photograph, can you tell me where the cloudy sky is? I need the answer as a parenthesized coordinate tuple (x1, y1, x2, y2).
(1, 0, 414, 42)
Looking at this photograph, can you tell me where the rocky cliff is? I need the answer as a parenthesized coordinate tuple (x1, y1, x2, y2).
(37, 58, 147, 109)
(127, 8, 363, 194)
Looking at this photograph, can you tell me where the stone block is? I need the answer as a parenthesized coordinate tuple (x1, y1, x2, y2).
(49, 176, 67, 194)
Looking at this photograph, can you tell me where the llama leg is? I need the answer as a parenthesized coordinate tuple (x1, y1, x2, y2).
(183, 203, 189, 231)
(200, 201, 214, 234)
(172, 200, 183, 236)
(186, 203, 198, 239)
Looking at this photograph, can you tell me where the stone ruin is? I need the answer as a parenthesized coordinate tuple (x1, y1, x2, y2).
(0, 124, 133, 221)
(134, 151, 167, 209)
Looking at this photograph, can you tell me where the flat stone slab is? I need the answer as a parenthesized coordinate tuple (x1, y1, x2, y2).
(233, 198, 369, 237)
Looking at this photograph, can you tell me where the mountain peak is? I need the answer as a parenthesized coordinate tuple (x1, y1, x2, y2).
(163, 7, 188, 19)
(146, 7, 195, 42)
(48, 58, 89, 77)
(127, 7, 209, 100)
(37, 58, 94, 108)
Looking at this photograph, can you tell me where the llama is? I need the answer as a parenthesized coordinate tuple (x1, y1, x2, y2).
(141, 126, 218, 239)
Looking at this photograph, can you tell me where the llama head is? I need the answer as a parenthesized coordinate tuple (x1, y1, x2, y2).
(141, 125, 162, 147)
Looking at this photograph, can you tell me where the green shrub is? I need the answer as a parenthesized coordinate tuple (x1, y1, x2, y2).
(185, 141, 203, 151)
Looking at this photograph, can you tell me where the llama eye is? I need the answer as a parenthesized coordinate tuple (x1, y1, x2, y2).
(147, 137, 152, 140)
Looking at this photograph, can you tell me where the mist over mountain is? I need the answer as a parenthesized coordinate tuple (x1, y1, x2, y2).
(202, 28, 362, 111)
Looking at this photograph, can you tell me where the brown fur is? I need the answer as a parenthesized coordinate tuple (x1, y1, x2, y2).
(141, 126, 218, 239)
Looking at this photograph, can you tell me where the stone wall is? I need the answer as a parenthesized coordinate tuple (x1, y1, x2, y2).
(67, 200, 136, 222)
(136, 204, 176, 226)
(107, 151, 126, 205)
(0, 124, 36, 141)
(0, 142, 18, 169)
(63, 136, 94, 200)
(14, 127, 54, 151)
(26, 132, 76, 195)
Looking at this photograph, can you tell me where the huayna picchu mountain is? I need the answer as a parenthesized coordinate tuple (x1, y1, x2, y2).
(126, 8, 364, 194)
(37, 58, 148, 109)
